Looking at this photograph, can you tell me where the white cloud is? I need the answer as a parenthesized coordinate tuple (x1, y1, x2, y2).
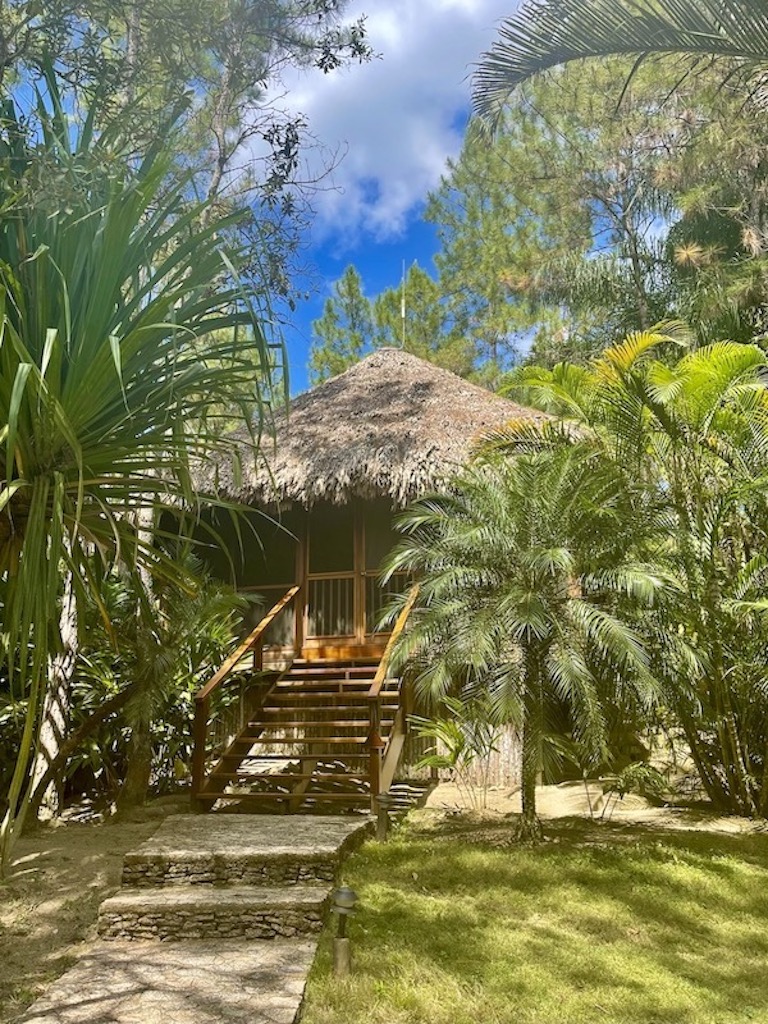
(273, 0, 517, 251)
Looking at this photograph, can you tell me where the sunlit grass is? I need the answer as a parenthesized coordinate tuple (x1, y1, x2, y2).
(303, 816, 768, 1024)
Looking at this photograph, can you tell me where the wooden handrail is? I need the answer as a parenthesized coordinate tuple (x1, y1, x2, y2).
(195, 584, 300, 704)
(368, 584, 419, 699)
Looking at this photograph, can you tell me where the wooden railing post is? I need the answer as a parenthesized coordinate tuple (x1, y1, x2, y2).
(294, 589, 304, 655)
(191, 695, 210, 812)
(368, 696, 385, 812)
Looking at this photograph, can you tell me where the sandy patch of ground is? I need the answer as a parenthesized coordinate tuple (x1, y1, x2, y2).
(0, 796, 188, 1023)
(425, 779, 767, 834)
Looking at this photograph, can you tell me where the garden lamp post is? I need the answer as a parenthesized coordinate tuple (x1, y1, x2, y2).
(331, 885, 358, 976)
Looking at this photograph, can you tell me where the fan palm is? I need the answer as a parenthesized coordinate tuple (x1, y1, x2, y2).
(385, 428, 660, 841)
(509, 331, 768, 814)
(473, 1, 768, 126)
(0, 83, 279, 872)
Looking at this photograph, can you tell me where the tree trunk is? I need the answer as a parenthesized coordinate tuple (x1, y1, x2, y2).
(30, 576, 77, 819)
(516, 712, 544, 843)
(118, 710, 153, 811)
(28, 681, 140, 818)
(515, 648, 544, 844)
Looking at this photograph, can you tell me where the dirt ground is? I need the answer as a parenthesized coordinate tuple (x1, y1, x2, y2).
(0, 796, 189, 1023)
(425, 778, 767, 834)
(1, 784, 764, 1023)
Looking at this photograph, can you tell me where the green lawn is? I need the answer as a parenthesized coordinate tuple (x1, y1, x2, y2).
(302, 814, 768, 1024)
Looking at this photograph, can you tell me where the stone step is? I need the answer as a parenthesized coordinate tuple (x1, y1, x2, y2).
(121, 813, 370, 887)
(99, 885, 328, 941)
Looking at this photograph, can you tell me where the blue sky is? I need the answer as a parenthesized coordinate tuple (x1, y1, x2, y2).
(274, 0, 519, 393)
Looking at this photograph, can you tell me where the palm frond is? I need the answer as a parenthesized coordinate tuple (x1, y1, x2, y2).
(472, 0, 768, 127)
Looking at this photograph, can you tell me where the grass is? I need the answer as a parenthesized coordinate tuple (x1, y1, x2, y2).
(302, 813, 768, 1024)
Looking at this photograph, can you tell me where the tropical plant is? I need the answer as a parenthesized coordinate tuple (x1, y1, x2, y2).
(0, 80, 280, 873)
(385, 429, 661, 841)
(64, 559, 249, 807)
(472, 0, 768, 126)
(410, 695, 501, 810)
(509, 331, 768, 815)
(599, 761, 669, 821)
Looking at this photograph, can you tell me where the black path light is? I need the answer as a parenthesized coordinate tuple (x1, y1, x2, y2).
(331, 885, 358, 976)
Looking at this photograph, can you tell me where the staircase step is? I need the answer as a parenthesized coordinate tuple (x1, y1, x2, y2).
(283, 666, 378, 678)
(121, 815, 370, 888)
(260, 709, 396, 719)
(212, 753, 368, 761)
(99, 886, 328, 940)
(214, 752, 369, 761)
(265, 693, 399, 705)
(250, 719, 391, 730)
(208, 772, 369, 780)
(236, 736, 369, 745)
(273, 682, 373, 692)
(290, 659, 380, 667)
(201, 791, 370, 804)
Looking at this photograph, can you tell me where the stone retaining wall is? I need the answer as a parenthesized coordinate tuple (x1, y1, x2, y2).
(99, 907, 325, 941)
(122, 856, 337, 888)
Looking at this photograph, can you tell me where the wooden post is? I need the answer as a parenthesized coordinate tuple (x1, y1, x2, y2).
(368, 697, 385, 812)
(191, 695, 210, 812)
(376, 795, 390, 842)
(295, 522, 306, 656)
(354, 500, 366, 644)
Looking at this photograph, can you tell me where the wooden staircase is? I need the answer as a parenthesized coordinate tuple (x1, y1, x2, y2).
(191, 587, 418, 814)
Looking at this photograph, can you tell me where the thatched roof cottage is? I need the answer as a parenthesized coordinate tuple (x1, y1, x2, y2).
(203, 347, 545, 657)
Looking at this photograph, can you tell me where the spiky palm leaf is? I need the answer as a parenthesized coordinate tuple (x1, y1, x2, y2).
(0, 83, 282, 871)
(473, 0, 768, 127)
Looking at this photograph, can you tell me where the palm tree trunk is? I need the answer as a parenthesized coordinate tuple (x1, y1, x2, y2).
(518, 715, 543, 841)
(30, 574, 77, 818)
(516, 648, 544, 843)
(118, 710, 153, 810)
(29, 681, 141, 818)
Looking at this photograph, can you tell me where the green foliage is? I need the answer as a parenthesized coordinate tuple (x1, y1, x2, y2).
(410, 695, 500, 810)
(70, 560, 247, 800)
(309, 262, 475, 384)
(0, 80, 279, 871)
(472, 0, 768, 126)
(1, 2, 374, 298)
(508, 332, 768, 815)
(309, 266, 373, 383)
(386, 428, 661, 838)
(602, 760, 668, 803)
(430, 60, 768, 370)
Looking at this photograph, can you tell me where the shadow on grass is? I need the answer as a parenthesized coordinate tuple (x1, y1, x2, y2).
(308, 816, 768, 1024)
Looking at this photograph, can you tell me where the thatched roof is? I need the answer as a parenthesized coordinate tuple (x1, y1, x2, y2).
(203, 348, 548, 507)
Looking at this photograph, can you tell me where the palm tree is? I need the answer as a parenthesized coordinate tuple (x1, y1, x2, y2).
(510, 331, 768, 815)
(0, 81, 279, 873)
(473, 1, 768, 126)
(386, 427, 660, 841)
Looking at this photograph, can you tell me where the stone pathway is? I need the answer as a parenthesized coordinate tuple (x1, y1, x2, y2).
(20, 814, 371, 1024)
